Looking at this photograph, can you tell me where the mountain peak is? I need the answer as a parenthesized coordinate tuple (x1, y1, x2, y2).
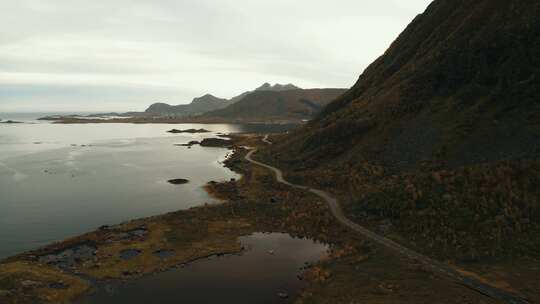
(192, 94, 226, 104)
(257, 83, 272, 90)
(255, 83, 301, 92)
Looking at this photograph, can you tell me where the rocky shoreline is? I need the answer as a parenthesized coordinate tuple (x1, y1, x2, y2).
(174, 137, 234, 149)
(0, 134, 311, 303)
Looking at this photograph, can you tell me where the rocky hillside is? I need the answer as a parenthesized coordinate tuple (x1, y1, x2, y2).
(264, 0, 540, 260)
(145, 94, 231, 117)
(202, 88, 346, 122)
(229, 83, 300, 103)
(145, 83, 302, 117)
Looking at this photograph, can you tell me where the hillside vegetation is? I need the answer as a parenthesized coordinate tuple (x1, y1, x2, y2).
(263, 0, 540, 260)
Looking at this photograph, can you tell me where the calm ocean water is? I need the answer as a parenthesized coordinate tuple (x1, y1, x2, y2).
(0, 113, 295, 258)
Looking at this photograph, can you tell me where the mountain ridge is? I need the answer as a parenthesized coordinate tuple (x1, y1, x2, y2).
(201, 88, 346, 122)
(272, 0, 540, 171)
(145, 83, 302, 117)
(145, 94, 231, 116)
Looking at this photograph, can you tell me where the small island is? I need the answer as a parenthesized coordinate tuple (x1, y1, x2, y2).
(175, 141, 200, 147)
(167, 178, 189, 185)
(174, 138, 233, 148)
(167, 128, 211, 134)
(199, 138, 233, 148)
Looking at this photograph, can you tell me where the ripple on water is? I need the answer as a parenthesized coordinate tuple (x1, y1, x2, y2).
(0, 161, 28, 182)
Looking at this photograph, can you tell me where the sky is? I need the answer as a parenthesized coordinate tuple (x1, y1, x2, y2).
(0, 0, 433, 112)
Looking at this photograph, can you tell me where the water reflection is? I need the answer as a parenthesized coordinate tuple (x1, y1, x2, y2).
(77, 233, 328, 304)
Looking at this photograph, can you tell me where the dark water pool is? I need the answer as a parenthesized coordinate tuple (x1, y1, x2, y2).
(76, 233, 328, 304)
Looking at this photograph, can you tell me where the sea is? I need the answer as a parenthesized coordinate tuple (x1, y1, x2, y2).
(0, 112, 293, 258)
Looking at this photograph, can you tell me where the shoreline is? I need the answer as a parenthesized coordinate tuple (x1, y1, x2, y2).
(1, 134, 538, 304)
(0, 124, 240, 260)
(38, 116, 306, 125)
(0, 135, 249, 264)
(0, 134, 335, 303)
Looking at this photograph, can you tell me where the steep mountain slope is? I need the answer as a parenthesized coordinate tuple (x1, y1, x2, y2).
(264, 0, 540, 260)
(275, 0, 539, 170)
(202, 88, 346, 122)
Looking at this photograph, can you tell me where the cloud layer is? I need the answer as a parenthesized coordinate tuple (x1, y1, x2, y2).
(0, 0, 432, 112)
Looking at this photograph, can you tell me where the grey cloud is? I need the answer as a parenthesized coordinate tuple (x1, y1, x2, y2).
(0, 83, 197, 112)
(0, 0, 433, 112)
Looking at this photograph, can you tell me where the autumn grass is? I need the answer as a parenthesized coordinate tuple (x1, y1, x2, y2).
(79, 220, 251, 280)
(0, 262, 90, 304)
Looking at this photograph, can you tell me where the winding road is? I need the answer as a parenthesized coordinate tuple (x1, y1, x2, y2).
(243, 135, 529, 304)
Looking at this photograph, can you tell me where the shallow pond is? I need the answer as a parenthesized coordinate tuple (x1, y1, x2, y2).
(76, 233, 328, 304)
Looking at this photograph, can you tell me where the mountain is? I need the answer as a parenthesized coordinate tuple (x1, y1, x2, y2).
(256, 82, 299, 91)
(145, 83, 302, 117)
(264, 0, 540, 260)
(201, 88, 346, 122)
(145, 94, 231, 116)
(229, 83, 301, 103)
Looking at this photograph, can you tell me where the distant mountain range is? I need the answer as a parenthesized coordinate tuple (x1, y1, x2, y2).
(39, 82, 345, 123)
(145, 83, 302, 117)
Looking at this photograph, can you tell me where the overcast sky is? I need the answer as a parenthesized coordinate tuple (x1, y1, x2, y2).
(0, 0, 432, 112)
